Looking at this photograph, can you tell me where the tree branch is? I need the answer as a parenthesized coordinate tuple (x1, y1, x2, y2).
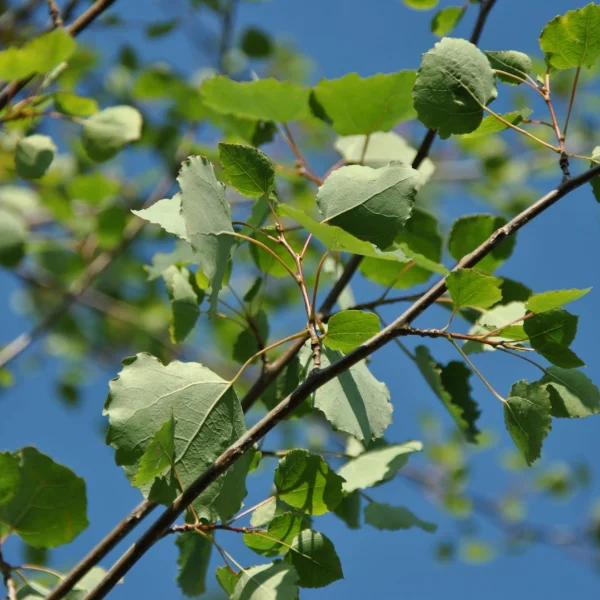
(85, 163, 600, 600)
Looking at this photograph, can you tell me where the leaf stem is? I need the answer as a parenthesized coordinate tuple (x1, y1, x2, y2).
(492, 69, 545, 97)
(563, 67, 581, 140)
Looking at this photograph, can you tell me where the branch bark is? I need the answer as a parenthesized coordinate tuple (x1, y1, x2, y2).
(85, 163, 600, 599)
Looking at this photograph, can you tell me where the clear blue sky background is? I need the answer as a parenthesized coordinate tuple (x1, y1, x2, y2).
(2, 0, 600, 598)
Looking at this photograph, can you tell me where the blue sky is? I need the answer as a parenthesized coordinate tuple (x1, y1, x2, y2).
(1, 0, 600, 598)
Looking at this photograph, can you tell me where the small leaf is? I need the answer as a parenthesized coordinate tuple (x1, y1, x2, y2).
(300, 345, 393, 442)
(15, 135, 56, 179)
(0, 453, 20, 505)
(145, 18, 179, 37)
(413, 38, 497, 138)
(134, 415, 176, 486)
(284, 530, 343, 588)
(233, 310, 269, 363)
(431, 6, 465, 37)
(0, 447, 88, 548)
(82, 106, 143, 162)
(0, 209, 27, 267)
(448, 214, 515, 273)
(460, 110, 529, 139)
(446, 268, 502, 309)
(274, 450, 344, 516)
(364, 502, 437, 533)
(53, 92, 98, 116)
(415, 347, 481, 442)
(337, 442, 422, 493)
(316, 162, 418, 250)
(176, 532, 212, 597)
(202, 76, 310, 122)
(313, 71, 417, 135)
(540, 367, 600, 418)
(540, 4, 600, 70)
(241, 27, 273, 57)
(244, 512, 306, 557)
(486, 50, 533, 84)
(324, 310, 380, 352)
(232, 563, 298, 600)
(218, 143, 274, 198)
(333, 491, 361, 529)
(405, 0, 438, 9)
(216, 566, 241, 596)
(504, 381, 552, 466)
(526, 288, 591, 314)
(524, 308, 584, 368)
(163, 266, 202, 343)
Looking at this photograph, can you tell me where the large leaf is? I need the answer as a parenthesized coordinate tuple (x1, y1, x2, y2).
(448, 214, 515, 273)
(523, 308, 584, 369)
(179, 156, 235, 314)
(316, 162, 418, 250)
(0, 447, 88, 548)
(300, 345, 393, 442)
(104, 353, 252, 521)
(540, 367, 600, 419)
(413, 38, 497, 138)
(218, 143, 275, 198)
(526, 288, 591, 314)
(337, 442, 423, 493)
(313, 71, 416, 135)
(504, 381, 552, 466)
(232, 563, 299, 600)
(176, 532, 212, 597)
(284, 530, 343, 588)
(0, 28, 75, 80)
(415, 347, 481, 442)
(15, 135, 56, 179)
(0, 452, 20, 505)
(364, 502, 437, 533)
(163, 265, 202, 343)
(446, 268, 503, 309)
(324, 310, 380, 353)
(82, 106, 143, 162)
(274, 450, 344, 516)
(201, 76, 310, 122)
(244, 512, 306, 557)
(540, 4, 600, 70)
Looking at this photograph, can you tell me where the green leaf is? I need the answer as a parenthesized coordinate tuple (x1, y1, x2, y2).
(526, 288, 591, 314)
(134, 415, 176, 486)
(0, 453, 20, 505)
(274, 449, 344, 515)
(0, 209, 27, 267)
(233, 310, 269, 363)
(486, 51, 533, 84)
(201, 76, 310, 122)
(540, 4, 600, 70)
(66, 172, 120, 205)
(133, 194, 187, 239)
(316, 162, 418, 250)
(364, 502, 437, 533)
(300, 345, 393, 442)
(15, 135, 56, 179)
(0, 28, 76, 80)
(431, 6, 465, 37)
(104, 353, 252, 521)
(448, 214, 515, 273)
(145, 18, 179, 37)
(219, 143, 274, 199)
(244, 512, 306, 557)
(163, 266, 202, 343)
(53, 92, 98, 116)
(262, 356, 301, 412)
(460, 110, 528, 139)
(446, 268, 502, 309)
(333, 491, 361, 529)
(405, 0, 438, 9)
(216, 566, 241, 596)
(313, 71, 416, 135)
(415, 347, 481, 442)
(413, 38, 497, 138)
(285, 530, 343, 588)
(324, 310, 380, 352)
(82, 106, 143, 162)
(523, 308, 584, 368)
(232, 563, 299, 600)
(504, 381, 552, 466)
(176, 532, 212, 597)
(241, 27, 273, 57)
(541, 367, 600, 418)
(334, 132, 436, 186)
(0, 447, 88, 548)
(145, 241, 196, 280)
(179, 156, 235, 314)
(337, 442, 423, 493)
(249, 229, 297, 278)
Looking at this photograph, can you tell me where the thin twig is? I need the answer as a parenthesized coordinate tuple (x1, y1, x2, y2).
(46, 0, 64, 27)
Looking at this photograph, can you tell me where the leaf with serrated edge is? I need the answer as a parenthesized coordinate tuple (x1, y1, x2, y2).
(540, 367, 600, 418)
(218, 143, 274, 198)
(176, 532, 212, 597)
